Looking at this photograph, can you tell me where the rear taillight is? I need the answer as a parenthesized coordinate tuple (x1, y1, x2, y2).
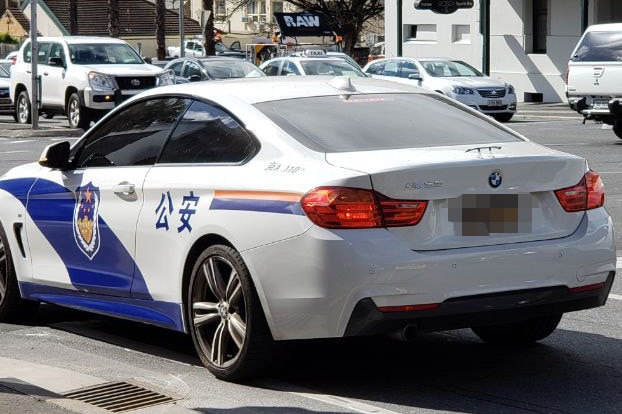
(301, 187, 427, 229)
(11, 55, 16, 65)
(564, 66, 569, 84)
(555, 171, 605, 212)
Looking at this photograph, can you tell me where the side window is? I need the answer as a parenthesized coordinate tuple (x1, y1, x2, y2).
(48, 43, 66, 64)
(381, 60, 399, 77)
(281, 61, 300, 76)
(262, 61, 280, 76)
(399, 61, 420, 78)
(71, 98, 190, 168)
(366, 62, 385, 75)
(169, 61, 184, 76)
(159, 100, 256, 164)
(23, 42, 51, 63)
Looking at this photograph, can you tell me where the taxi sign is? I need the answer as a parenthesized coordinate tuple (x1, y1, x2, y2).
(303, 49, 326, 57)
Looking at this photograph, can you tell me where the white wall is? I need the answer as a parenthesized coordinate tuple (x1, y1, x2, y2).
(386, 0, 584, 103)
(24, 3, 64, 37)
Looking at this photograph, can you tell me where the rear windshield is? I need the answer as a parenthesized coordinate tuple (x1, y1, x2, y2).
(572, 31, 622, 62)
(255, 94, 523, 152)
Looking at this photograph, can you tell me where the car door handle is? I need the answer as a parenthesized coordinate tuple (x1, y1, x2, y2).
(113, 183, 135, 195)
(43, 72, 49, 76)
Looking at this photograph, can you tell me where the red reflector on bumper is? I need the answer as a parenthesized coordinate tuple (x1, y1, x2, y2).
(568, 282, 605, 293)
(378, 303, 440, 313)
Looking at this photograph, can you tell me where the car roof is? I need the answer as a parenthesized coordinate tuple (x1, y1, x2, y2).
(30, 36, 128, 45)
(585, 23, 622, 32)
(138, 76, 425, 105)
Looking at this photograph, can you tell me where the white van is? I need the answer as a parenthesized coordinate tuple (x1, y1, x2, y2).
(566, 23, 622, 139)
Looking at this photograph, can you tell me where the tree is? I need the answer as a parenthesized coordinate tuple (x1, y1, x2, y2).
(108, 0, 119, 38)
(202, 1, 216, 55)
(228, 1, 383, 55)
(69, 0, 78, 35)
(155, 0, 166, 60)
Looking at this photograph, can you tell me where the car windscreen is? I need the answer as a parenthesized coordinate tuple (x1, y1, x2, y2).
(255, 93, 523, 153)
(572, 31, 622, 62)
(201, 60, 265, 79)
(0, 66, 9, 78)
(422, 60, 483, 77)
(300, 60, 366, 77)
(68, 43, 143, 64)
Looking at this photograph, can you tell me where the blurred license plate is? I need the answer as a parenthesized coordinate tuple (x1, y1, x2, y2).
(487, 99, 503, 107)
(448, 194, 533, 236)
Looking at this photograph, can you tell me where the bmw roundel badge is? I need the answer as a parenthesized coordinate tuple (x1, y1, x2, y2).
(489, 171, 502, 188)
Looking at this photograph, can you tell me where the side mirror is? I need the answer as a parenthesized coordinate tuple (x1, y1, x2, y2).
(48, 56, 65, 68)
(188, 74, 202, 82)
(39, 141, 70, 170)
(408, 73, 422, 81)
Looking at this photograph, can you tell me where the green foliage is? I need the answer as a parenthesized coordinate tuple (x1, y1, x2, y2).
(0, 33, 18, 44)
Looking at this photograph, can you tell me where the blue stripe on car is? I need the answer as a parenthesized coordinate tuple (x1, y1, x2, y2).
(20, 282, 185, 332)
(210, 198, 305, 215)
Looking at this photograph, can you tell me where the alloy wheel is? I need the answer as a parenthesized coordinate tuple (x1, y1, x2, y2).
(69, 98, 80, 127)
(191, 255, 247, 368)
(17, 95, 29, 123)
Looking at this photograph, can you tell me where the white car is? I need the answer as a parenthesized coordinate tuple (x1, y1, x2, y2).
(10, 36, 174, 129)
(566, 23, 622, 139)
(364, 58, 517, 122)
(259, 50, 366, 77)
(0, 77, 615, 381)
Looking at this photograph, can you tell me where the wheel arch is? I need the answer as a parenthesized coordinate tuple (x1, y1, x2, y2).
(13, 83, 28, 102)
(64, 86, 79, 111)
(180, 233, 276, 338)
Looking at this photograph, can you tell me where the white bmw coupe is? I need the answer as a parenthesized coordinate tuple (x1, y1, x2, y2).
(0, 77, 615, 381)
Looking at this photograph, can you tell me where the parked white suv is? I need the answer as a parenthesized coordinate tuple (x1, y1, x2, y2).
(11, 36, 174, 129)
(566, 23, 622, 139)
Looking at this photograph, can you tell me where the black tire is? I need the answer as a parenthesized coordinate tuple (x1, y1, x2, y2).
(472, 314, 562, 345)
(493, 113, 514, 122)
(187, 244, 275, 381)
(614, 120, 622, 140)
(0, 223, 39, 322)
(15, 91, 31, 124)
(67, 93, 92, 130)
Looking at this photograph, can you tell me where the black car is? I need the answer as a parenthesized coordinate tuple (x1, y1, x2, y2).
(164, 57, 265, 83)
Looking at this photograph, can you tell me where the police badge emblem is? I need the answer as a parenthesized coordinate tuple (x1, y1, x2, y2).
(73, 182, 101, 260)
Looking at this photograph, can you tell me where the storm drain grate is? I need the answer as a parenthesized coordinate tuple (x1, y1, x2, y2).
(63, 381, 176, 413)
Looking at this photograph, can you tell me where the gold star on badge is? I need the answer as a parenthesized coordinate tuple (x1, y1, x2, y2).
(85, 189, 92, 203)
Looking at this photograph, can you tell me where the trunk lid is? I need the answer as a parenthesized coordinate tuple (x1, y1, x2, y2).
(326, 142, 587, 250)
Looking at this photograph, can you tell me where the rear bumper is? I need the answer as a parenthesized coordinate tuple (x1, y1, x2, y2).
(244, 208, 616, 341)
(344, 271, 614, 336)
(571, 96, 622, 122)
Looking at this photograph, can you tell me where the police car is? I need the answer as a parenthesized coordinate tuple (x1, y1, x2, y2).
(259, 49, 366, 77)
(0, 77, 615, 381)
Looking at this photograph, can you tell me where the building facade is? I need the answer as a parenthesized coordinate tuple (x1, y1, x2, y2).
(386, 0, 622, 102)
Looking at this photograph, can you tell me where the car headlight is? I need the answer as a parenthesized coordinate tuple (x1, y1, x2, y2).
(157, 70, 175, 86)
(88, 71, 116, 91)
(508, 84, 515, 94)
(451, 86, 474, 95)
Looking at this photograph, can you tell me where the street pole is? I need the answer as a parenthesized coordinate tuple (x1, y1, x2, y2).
(179, 0, 185, 57)
(480, 0, 490, 75)
(397, 0, 402, 57)
(30, 0, 39, 129)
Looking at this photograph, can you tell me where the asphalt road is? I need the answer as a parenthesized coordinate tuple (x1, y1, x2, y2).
(0, 112, 620, 414)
